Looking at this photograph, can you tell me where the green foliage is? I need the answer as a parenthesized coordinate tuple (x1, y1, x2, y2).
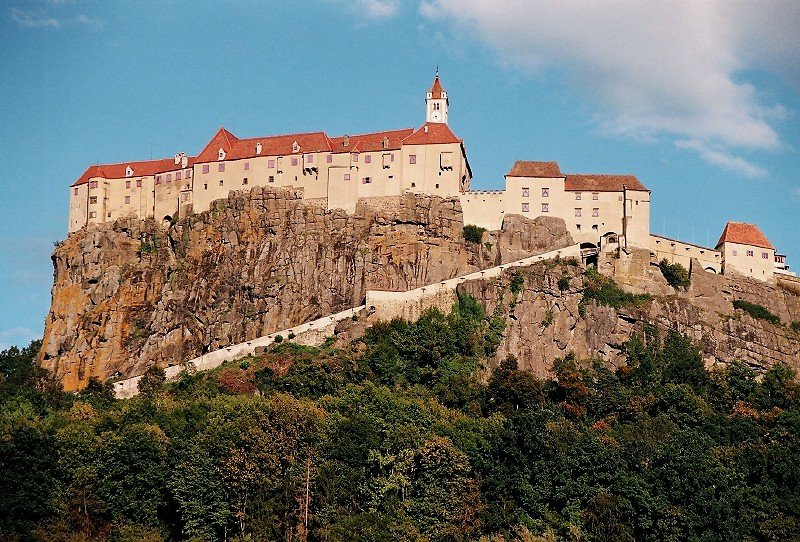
(463, 224, 486, 244)
(733, 299, 782, 325)
(273, 334, 283, 343)
(658, 259, 691, 289)
(792, 321, 800, 333)
(541, 310, 554, 328)
(509, 270, 524, 294)
(484, 241, 493, 252)
(558, 276, 570, 292)
(582, 267, 651, 308)
(287, 331, 296, 340)
(137, 365, 166, 397)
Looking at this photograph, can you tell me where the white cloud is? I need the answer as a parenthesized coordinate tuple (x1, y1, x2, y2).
(420, 0, 800, 177)
(330, 0, 400, 20)
(9, 6, 104, 30)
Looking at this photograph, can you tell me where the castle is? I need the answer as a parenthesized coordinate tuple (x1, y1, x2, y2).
(68, 74, 792, 283)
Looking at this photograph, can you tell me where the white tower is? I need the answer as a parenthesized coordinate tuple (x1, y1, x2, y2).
(425, 71, 448, 124)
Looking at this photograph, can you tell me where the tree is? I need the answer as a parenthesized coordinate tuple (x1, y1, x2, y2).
(137, 365, 166, 397)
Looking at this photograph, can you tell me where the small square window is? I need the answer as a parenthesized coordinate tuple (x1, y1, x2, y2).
(203, 165, 210, 174)
(592, 192, 599, 200)
(435, 183, 439, 189)
(243, 178, 248, 185)
(362, 177, 372, 184)
(411, 182, 416, 187)
(344, 174, 350, 181)
(89, 211, 96, 218)
(166, 173, 172, 182)
(327, 155, 333, 163)
(747, 250, 754, 257)
(522, 203, 529, 212)
(268, 160, 275, 168)
(409, 155, 416, 164)
(74, 187, 78, 195)
(732, 250, 737, 256)
(176, 171, 182, 180)
(186, 170, 192, 178)
(307, 155, 313, 164)
(125, 180, 131, 189)
(576, 224, 581, 231)
(353, 154, 359, 163)
(522, 187, 529, 197)
(219, 180, 224, 186)
(365, 155, 371, 164)
(89, 181, 97, 188)
(592, 225, 598, 230)
(575, 208, 581, 217)
(204, 183, 208, 190)
(218, 163, 225, 172)
(244, 162, 250, 171)
(542, 188, 549, 197)
(291, 158, 298, 166)
(391, 154, 395, 162)
(762, 252, 769, 259)
(592, 208, 599, 217)
(575, 192, 581, 200)
(541, 203, 549, 213)
(89, 196, 97, 204)
(156, 176, 161, 185)
(124, 196, 130, 204)
(136, 180, 142, 187)
(269, 176, 275, 183)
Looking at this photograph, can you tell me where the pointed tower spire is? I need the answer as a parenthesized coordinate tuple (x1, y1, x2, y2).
(425, 71, 449, 124)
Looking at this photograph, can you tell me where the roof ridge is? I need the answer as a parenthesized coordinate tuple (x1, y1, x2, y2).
(238, 130, 330, 142)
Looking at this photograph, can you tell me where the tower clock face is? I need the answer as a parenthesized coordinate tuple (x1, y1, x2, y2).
(431, 111, 441, 121)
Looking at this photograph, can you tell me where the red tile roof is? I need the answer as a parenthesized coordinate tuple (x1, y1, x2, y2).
(429, 75, 446, 99)
(402, 123, 461, 145)
(195, 127, 239, 163)
(330, 128, 415, 153)
(71, 157, 189, 186)
(506, 161, 562, 178)
(564, 174, 649, 192)
(716, 222, 775, 250)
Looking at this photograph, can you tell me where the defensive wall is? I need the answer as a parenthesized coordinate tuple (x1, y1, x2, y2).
(650, 234, 722, 274)
(112, 243, 581, 399)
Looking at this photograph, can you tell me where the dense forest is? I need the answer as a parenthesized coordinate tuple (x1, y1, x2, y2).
(2, 291, 799, 541)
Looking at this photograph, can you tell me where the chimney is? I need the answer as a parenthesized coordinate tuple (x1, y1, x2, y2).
(256, 142, 262, 155)
(382, 136, 389, 149)
(424, 125, 429, 134)
(174, 153, 181, 165)
(181, 155, 188, 168)
(343, 135, 350, 147)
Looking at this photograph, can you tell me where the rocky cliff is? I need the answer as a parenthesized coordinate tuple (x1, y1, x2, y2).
(40, 188, 572, 390)
(457, 249, 800, 377)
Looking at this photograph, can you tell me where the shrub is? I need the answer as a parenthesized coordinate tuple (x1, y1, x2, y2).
(509, 271, 524, 294)
(659, 259, 691, 289)
(288, 332, 296, 340)
(541, 310, 554, 328)
(239, 360, 250, 370)
(463, 225, 486, 244)
(558, 276, 570, 292)
(792, 321, 800, 333)
(273, 334, 284, 343)
(732, 300, 781, 325)
(564, 256, 580, 266)
(582, 267, 651, 308)
(484, 241, 493, 252)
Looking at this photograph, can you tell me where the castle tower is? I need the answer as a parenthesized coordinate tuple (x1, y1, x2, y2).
(425, 71, 448, 124)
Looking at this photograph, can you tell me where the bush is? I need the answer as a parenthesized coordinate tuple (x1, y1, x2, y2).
(582, 267, 651, 308)
(509, 271, 524, 294)
(792, 321, 800, 333)
(273, 334, 284, 343)
(558, 276, 570, 292)
(659, 259, 691, 289)
(463, 225, 486, 244)
(732, 299, 781, 325)
(287, 332, 296, 340)
(541, 310, 554, 328)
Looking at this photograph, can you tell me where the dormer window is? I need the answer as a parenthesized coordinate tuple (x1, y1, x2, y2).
(125, 166, 133, 177)
(256, 142, 262, 155)
(292, 141, 300, 153)
(218, 148, 226, 160)
(343, 135, 350, 147)
(382, 136, 389, 149)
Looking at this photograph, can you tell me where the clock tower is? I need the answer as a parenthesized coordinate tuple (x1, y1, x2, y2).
(425, 71, 448, 124)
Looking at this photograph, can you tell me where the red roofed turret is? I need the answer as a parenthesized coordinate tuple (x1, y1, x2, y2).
(425, 71, 449, 124)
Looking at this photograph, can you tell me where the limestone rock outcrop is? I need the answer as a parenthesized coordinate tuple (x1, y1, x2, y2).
(40, 188, 572, 390)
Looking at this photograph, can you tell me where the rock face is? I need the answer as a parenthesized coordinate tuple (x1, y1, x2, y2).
(40, 188, 572, 390)
(458, 249, 800, 377)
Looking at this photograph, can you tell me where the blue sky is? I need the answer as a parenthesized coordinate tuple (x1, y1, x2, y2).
(0, 1, 798, 349)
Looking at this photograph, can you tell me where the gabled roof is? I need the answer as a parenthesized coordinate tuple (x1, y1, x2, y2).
(71, 157, 186, 186)
(402, 122, 461, 145)
(564, 174, 649, 192)
(506, 161, 562, 178)
(716, 222, 775, 250)
(330, 128, 415, 153)
(428, 75, 446, 99)
(195, 127, 239, 163)
(234, 131, 332, 159)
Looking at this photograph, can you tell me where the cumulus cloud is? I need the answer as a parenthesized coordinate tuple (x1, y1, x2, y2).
(420, 0, 800, 176)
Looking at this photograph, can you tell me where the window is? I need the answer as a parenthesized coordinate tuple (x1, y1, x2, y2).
(244, 162, 250, 171)
(732, 250, 737, 256)
(156, 176, 162, 185)
(575, 192, 581, 200)
(268, 160, 275, 168)
(166, 173, 172, 182)
(747, 250, 754, 257)
(592, 208, 599, 217)
(433, 102, 440, 110)
(136, 180, 142, 187)
(74, 187, 78, 195)
(409, 155, 416, 164)
(327, 155, 333, 163)
(541, 203, 549, 213)
(344, 174, 350, 181)
(203, 165, 210, 174)
(242, 178, 248, 185)
(176, 171, 182, 180)
(268, 176, 274, 183)
(575, 208, 582, 217)
(219, 180, 224, 186)
(592, 192, 599, 200)
(440, 152, 453, 169)
(89, 196, 97, 204)
(435, 183, 439, 189)
(592, 225, 598, 230)
(542, 188, 549, 197)
(762, 252, 769, 259)
(307, 155, 313, 164)
(522, 203, 529, 212)
(382, 153, 391, 168)
(411, 182, 416, 187)
(89, 181, 98, 189)
(576, 224, 581, 231)
(364, 155, 371, 164)
(362, 177, 372, 184)
(291, 158, 298, 166)
(89, 211, 96, 218)
(186, 170, 192, 178)
(204, 183, 208, 190)
(522, 188, 529, 197)
(352, 154, 359, 163)
(181, 192, 190, 202)
(125, 180, 131, 189)
(124, 196, 130, 204)
(218, 163, 225, 172)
